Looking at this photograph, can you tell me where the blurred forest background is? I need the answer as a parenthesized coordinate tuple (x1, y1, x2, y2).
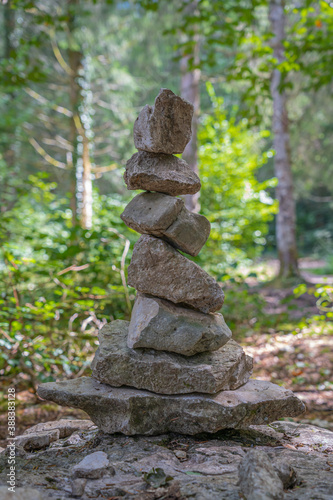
(0, 0, 332, 431)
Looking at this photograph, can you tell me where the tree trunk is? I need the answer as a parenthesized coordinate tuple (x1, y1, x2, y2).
(269, 0, 299, 278)
(68, 0, 80, 226)
(81, 129, 93, 229)
(180, 4, 201, 213)
(3, 0, 16, 171)
(67, 0, 93, 229)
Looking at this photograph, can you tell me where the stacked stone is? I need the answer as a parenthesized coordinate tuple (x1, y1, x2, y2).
(37, 89, 305, 435)
(91, 89, 252, 396)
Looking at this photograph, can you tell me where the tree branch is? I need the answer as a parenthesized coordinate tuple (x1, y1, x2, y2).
(25, 88, 72, 117)
(29, 137, 66, 169)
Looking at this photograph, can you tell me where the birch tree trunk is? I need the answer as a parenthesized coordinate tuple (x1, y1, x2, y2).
(269, 0, 299, 278)
(180, 1, 201, 213)
(67, 0, 93, 229)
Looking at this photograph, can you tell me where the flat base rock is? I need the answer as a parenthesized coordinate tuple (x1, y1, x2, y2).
(121, 192, 210, 256)
(128, 235, 224, 313)
(124, 151, 201, 196)
(91, 320, 252, 394)
(128, 293, 231, 355)
(37, 377, 305, 436)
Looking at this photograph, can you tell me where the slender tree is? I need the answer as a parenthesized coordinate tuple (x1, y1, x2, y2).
(3, 0, 15, 172)
(269, 0, 299, 278)
(67, 0, 93, 229)
(180, 39, 201, 213)
(180, 0, 201, 213)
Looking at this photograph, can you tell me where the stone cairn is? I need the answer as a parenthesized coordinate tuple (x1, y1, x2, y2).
(38, 89, 305, 435)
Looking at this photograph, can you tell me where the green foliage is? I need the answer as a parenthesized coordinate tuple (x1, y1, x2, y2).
(294, 283, 333, 320)
(0, 173, 137, 389)
(197, 84, 278, 277)
(288, 1, 333, 90)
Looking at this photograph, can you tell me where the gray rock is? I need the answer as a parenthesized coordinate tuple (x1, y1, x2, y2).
(128, 235, 224, 313)
(92, 320, 252, 394)
(163, 206, 210, 257)
(269, 421, 333, 454)
(122, 191, 183, 233)
(37, 377, 305, 436)
(121, 192, 210, 256)
(23, 418, 95, 439)
(128, 293, 231, 355)
(174, 450, 187, 460)
(273, 459, 297, 489)
(13, 429, 60, 451)
(71, 477, 87, 497)
(72, 451, 111, 479)
(133, 88, 193, 154)
(124, 151, 201, 196)
(0, 487, 44, 500)
(4, 421, 333, 499)
(238, 449, 284, 500)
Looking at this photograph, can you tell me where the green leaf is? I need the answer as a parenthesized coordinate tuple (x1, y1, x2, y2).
(143, 468, 173, 488)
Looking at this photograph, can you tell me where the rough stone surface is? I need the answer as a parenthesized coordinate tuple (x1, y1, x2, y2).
(71, 477, 87, 497)
(163, 206, 210, 256)
(13, 429, 60, 451)
(268, 421, 333, 453)
(22, 418, 96, 439)
(273, 459, 297, 489)
(37, 377, 305, 436)
(121, 192, 210, 256)
(72, 451, 111, 479)
(2, 421, 332, 499)
(124, 151, 201, 196)
(92, 320, 252, 394)
(0, 487, 44, 500)
(133, 88, 193, 154)
(238, 449, 284, 500)
(128, 293, 232, 355)
(122, 191, 183, 233)
(128, 235, 224, 313)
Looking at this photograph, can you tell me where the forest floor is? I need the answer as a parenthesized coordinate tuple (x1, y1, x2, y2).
(241, 257, 333, 431)
(1, 257, 332, 447)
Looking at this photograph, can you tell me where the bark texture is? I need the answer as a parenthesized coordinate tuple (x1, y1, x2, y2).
(67, 0, 92, 229)
(269, 0, 299, 278)
(181, 32, 201, 213)
(3, 1, 16, 174)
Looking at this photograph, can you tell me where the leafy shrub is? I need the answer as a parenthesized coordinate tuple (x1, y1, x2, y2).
(196, 83, 278, 278)
(0, 173, 137, 389)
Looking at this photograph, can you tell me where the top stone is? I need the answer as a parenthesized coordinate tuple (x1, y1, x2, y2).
(133, 89, 194, 154)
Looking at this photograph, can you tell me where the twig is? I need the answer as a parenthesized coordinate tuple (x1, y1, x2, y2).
(120, 239, 132, 314)
(28, 137, 66, 169)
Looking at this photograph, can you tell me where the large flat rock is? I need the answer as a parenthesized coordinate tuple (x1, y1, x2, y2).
(128, 293, 231, 355)
(128, 235, 224, 313)
(121, 192, 210, 256)
(124, 151, 201, 196)
(91, 320, 251, 394)
(37, 377, 305, 436)
(5, 420, 333, 499)
(133, 88, 193, 154)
